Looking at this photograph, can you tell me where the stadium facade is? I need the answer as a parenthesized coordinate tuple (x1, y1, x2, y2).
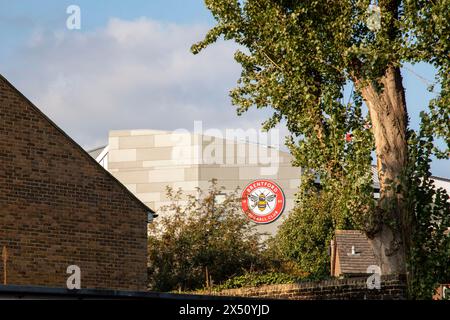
(89, 129, 450, 236)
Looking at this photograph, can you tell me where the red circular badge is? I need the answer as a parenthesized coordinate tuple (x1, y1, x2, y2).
(241, 179, 285, 224)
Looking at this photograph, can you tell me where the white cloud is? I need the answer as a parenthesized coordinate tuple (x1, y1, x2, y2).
(3, 17, 282, 150)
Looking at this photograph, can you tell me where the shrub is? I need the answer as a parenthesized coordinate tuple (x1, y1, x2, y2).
(212, 272, 309, 291)
(272, 175, 355, 279)
(147, 180, 268, 292)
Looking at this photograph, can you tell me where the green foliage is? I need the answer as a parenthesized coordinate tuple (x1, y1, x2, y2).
(212, 272, 309, 291)
(147, 180, 268, 292)
(271, 174, 357, 278)
(193, 0, 399, 238)
(192, 0, 450, 181)
(192, 0, 379, 178)
(194, 0, 450, 298)
(192, 0, 449, 195)
(405, 117, 450, 300)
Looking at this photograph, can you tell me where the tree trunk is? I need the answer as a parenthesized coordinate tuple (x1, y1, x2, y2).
(359, 65, 409, 275)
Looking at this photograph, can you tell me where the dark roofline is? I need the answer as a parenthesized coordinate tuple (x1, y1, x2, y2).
(335, 230, 364, 235)
(432, 175, 450, 183)
(0, 74, 155, 215)
(370, 165, 450, 183)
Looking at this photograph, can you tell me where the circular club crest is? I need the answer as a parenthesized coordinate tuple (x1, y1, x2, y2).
(241, 179, 285, 224)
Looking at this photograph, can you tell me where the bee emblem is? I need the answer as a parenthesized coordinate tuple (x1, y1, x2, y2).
(249, 192, 276, 212)
(241, 180, 286, 224)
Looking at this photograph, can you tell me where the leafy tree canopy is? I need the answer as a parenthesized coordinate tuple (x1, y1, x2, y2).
(193, 0, 450, 298)
(193, 0, 449, 173)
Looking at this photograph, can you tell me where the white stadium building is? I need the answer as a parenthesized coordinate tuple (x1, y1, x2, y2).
(89, 129, 450, 236)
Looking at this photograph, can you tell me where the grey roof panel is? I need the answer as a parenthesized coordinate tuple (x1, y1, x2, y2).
(87, 145, 107, 159)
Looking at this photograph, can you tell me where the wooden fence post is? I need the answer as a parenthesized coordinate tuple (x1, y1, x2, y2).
(2, 246, 8, 285)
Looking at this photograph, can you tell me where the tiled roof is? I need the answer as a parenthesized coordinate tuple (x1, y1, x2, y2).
(335, 230, 377, 275)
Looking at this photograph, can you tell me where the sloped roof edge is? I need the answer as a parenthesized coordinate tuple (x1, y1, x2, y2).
(0, 73, 155, 215)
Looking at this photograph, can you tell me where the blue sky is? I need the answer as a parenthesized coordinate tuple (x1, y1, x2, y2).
(0, 1, 447, 177)
(0, 0, 214, 59)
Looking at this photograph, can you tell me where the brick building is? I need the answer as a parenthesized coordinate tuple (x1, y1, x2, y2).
(0, 74, 153, 291)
